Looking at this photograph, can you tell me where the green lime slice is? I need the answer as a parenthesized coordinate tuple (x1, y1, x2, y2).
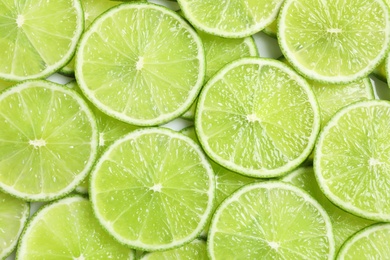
(177, 0, 284, 38)
(315, 100, 390, 222)
(278, 0, 390, 84)
(0, 0, 83, 81)
(17, 196, 134, 259)
(0, 80, 98, 201)
(90, 127, 214, 251)
(208, 181, 335, 259)
(336, 223, 390, 259)
(195, 57, 320, 178)
(283, 167, 375, 253)
(0, 191, 29, 259)
(140, 239, 207, 260)
(76, 2, 205, 126)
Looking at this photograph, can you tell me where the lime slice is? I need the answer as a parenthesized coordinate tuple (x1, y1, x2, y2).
(181, 31, 258, 120)
(140, 239, 207, 260)
(76, 2, 205, 126)
(208, 181, 335, 259)
(90, 127, 214, 251)
(0, 191, 29, 259)
(60, 0, 122, 76)
(0, 80, 98, 201)
(195, 57, 320, 178)
(0, 0, 83, 81)
(283, 167, 375, 253)
(315, 100, 390, 221)
(177, 0, 284, 38)
(278, 0, 390, 84)
(17, 196, 134, 259)
(336, 223, 390, 259)
(373, 58, 387, 82)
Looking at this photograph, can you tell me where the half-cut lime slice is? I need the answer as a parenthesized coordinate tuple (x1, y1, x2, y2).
(0, 0, 83, 81)
(90, 128, 214, 251)
(315, 100, 390, 221)
(76, 2, 205, 126)
(337, 223, 390, 259)
(0, 191, 29, 259)
(278, 0, 390, 84)
(208, 181, 335, 259)
(17, 196, 134, 259)
(0, 80, 98, 201)
(196, 57, 320, 178)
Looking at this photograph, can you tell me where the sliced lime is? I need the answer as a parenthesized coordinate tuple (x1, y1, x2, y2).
(90, 127, 214, 251)
(196, 57, 320, 178)
(76, 2, 205, 126)
(0, 80, 98, 201)
(315, 100, 390, 221)
(208, 181, 335, 259)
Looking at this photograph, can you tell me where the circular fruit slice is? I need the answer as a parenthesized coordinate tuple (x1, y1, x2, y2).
(278, 0, 390, 84)
(76, 2, 205, 126)
(90, 128, 214, 251)
(0, 80, 98, 201)
(208, 182, 335, 259)
(336, 223, 390, 259)
(0, 0, 83, 81)
(0, 191, 29, 259)
(140, 239, 207, 260)
(195, 57, 320, 178)
(315, 100, 390, 221)
(283, 167, 375, 252)
(17, 196, 135, 259)
(177, 0, 284, 38)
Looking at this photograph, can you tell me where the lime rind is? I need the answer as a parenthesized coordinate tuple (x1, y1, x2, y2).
(75, 2, 206, 126)
(195, 57, 320, 178)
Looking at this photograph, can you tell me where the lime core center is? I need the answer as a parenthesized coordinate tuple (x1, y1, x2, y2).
(268, 241, 280, 250)
(327, 28, 342, 34)
(246, 113, 260, 123)
(369, 157, 383, 167)
(150, 183, 162, 192)
(16, 14, 25, 27)
(136, 57, 144, 70)
(29, 139, 46, 148)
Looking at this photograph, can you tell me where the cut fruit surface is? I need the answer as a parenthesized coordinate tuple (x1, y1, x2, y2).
(315, 100, 390, 221)
(196, 57, 320, 178)
(90, 127, 214, 251)
(0, 80, 98, 201)
(76, 2, 205, 126)
(17, 196, 135, 259)
(0, 0, 83, 81)
(208, 181, 335, 259)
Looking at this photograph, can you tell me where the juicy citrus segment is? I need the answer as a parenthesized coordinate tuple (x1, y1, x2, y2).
(0, 0, 83, 81)
(0, 80, 98, 201)
(278, 0, 390, 83)
(283, 167, 375, 252)
(17, 196, 134, 259)
(196, 57, 320, 178)
(208, 182, 335, 259)
(90, 128, 214, 251)
(140, 239, 208, 260)
(177, 0, 284, 38)
(315, 100, 390, 221)
(337, 223, 390, 259)
(0, 191, 29, 259)
(76, 3, 205, 126)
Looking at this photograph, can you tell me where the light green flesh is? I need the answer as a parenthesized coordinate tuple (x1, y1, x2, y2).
(178, 0, 284, 37)
(279, 0, 390, 83)
(17, 196, 134, 259)
(373, 58, 387, 81)
(0, 81, 97, 200)
(196, 58, 319, 177)
(263, 19, 278, 38)
(315, 101, 390, 221)
(209, 182, 334, 259)
(283, 167, 375, 252)
(182, 32, 258, 119)
(0, 191, 29, 259)
(337, 224, 390, 259)
(141, 239, 207, 260)
(0, 0, 82, 80)
(91, 128, 214, 250)
(77, 3, 204, 125)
